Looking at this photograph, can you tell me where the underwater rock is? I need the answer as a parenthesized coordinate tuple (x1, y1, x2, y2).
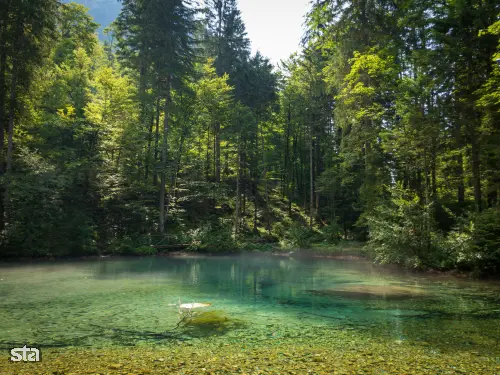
(307, 285, 427, 299)
(181, 310, 245, 332)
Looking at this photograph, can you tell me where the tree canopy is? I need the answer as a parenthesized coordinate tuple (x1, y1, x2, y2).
(0, 0, 499, 275)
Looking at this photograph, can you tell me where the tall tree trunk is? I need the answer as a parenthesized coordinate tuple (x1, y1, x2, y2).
(234, 139, 241, 235)
(153, 97, 161, 185)
(205, 127, 211, 181)
(283, 102, 291, 200)
(431, 147, 437, 199)
(0, 49, 6, 174)
(0, 49, 7, 232)
(159, 79, 171, 234)
(253, 117, 260, 233)
(309, 130, 314, 227)
(252, 173, 258, 233)
(4, 66, 16, 214)
(144, 113, 155, 182)
(166, 130, 185, 220)
(263, 135, 270, 234)
(138, 55, 147, 121)
(242, 139, 247, 217)
(290, 133, 297, 216)
(300, 125, 306, 210)
(215, 0, 224, 76)
(253, 180, 258, 233)
(457, 152, 465, 204)
(215, 121, 221, 183)
(471, 135, 482, 212)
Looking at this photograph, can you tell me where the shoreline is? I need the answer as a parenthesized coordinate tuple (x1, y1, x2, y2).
(1, 249, 498, 282)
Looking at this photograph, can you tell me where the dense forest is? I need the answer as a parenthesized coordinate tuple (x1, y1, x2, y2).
(0, 0, 499, 274)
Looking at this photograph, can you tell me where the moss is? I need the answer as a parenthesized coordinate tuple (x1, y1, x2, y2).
(180, 310, 245, 332)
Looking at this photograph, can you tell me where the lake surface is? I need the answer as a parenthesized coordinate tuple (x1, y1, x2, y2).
(1, 254, 500, 374)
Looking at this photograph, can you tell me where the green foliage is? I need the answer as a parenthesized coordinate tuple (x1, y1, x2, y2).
(55, 3, 99, 64)
(311, 240, 366, 256)
(438, 218, 475, 270)
(134, 246, 158, 256)
(471, 208, 500, 274)
(282, 224, 318, 249)
(239, 242, 275, 252)
(366, 184, 444, 269)
(321, 222, 343, 244)
(2, 0, 500, 277)
(188, 219, 237, 253)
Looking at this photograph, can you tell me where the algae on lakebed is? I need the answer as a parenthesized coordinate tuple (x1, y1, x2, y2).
(180, 309, 246, 335)
(2, 332, 499, 375)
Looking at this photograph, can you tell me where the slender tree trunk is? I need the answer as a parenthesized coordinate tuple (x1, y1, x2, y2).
(315, 127, 322, 220)
(242, 139, 247, 217)
(144, 113, 155, 182)
(471, 135, 482, 212)
(0, 49, 6, 232)
(290, 133, 297, 216)
(454, 113, 465, 204)
(5, 118, 12, 175)
(159, 79, 171, 234)
(253, 181, 258, 233)
(166, 130, 185, 220)
(309, 130, 314, 227)
(235, 139, 241, 234)
(153, 97, 161, 185)
(215, 121, 221, 183)
(205, 127, 211, 181)
(263, 135, 270, 234)
(252, 169, 258, 233)
(431, 148, 437, 198)
(283, 102, 291, 200)
(316, 193, 320, 222)
(139, 55, 147, 119)
(215, 0, 224, 76)
(0, 49, 6, 174)
(224, 151, 229, 178)
(300, 125, 306, 210)
(4, 66, 17, 214)
(457, 152, 465, 204)
(253, 118, 260, 233)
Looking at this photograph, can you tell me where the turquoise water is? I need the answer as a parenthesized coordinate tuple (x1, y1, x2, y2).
(0, 254, 499, 353)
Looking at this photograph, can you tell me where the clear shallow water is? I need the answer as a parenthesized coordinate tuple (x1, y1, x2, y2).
(1, 254, 499, 354)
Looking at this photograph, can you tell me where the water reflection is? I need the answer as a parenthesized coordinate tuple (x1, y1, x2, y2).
(0, 255, 499, 352)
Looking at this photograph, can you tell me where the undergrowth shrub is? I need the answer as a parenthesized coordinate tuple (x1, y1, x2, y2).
(366, 184, 444, 269)
(471, 207, 500, 274)
(134, 246, 158, 256)
(188, 219, 237, 252)
(321, 222, 343, 244)
(283, 223, 317, 248)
